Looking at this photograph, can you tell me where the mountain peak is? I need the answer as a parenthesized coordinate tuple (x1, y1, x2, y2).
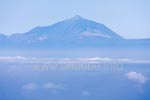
(70, 15, 83, 21)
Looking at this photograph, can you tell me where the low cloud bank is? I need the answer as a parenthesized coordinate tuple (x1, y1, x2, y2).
(0, 56, 150, 63)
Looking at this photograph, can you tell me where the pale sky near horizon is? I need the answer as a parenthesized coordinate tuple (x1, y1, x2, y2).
(0, 0, 150, 39)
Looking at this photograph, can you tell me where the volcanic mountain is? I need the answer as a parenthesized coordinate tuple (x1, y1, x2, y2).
(1, 15, 125, 48)
(0, 15, 149, 58)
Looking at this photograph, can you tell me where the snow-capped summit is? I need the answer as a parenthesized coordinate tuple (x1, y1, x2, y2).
(70, 15, 84, 21)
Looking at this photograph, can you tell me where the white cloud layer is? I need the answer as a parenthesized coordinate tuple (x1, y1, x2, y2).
(126, 71, 148, 84)
(0, 56, 25, 60)
(0, 56, 150, 63)
(79, 57, 113, 61)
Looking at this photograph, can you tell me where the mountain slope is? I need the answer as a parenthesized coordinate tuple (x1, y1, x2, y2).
(0, 34, 7, 39)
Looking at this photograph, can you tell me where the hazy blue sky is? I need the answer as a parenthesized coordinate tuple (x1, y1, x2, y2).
(0, 0, 150, 38)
